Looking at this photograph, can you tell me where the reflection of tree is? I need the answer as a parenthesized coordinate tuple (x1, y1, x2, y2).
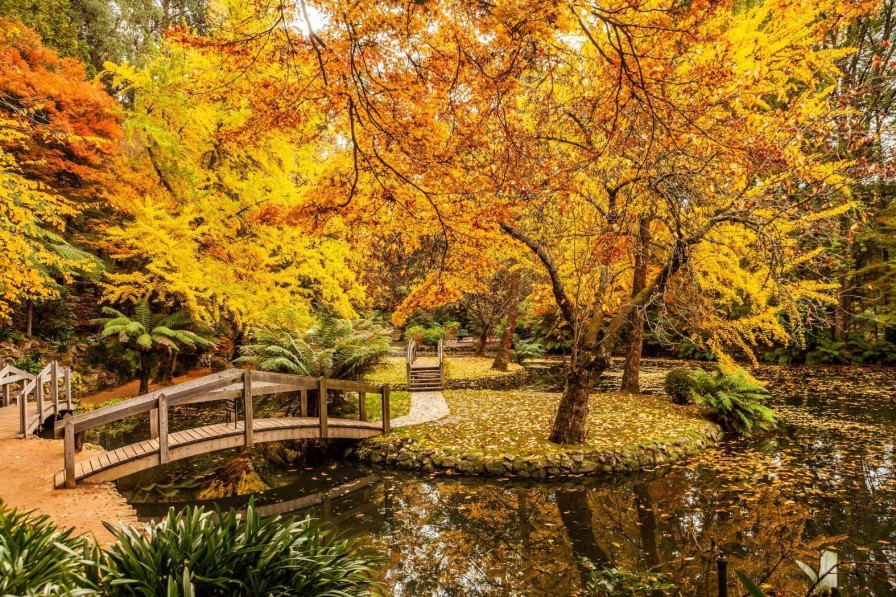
(558, 487, 611, 587)
(633, 483, 665, 597)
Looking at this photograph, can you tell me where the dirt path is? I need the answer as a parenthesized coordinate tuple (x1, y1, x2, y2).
(0, 438, 137, 543)
(392, 390, 450, 427)
(80, 368, 213, 405)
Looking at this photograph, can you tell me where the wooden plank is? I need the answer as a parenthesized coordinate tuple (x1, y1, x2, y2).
(382, 384, 391, 433)
(149, 408, 159, 439)
(63, 417, 75, 488)
(324, 378, 383, 393)
(359, 391, 367, 422)
(50, 362, 59, 416)
(318, 378, 328, 439)
(35, 377, 43, 432)
(64, 367, 72, 410)
(243, 371, 253, 447)
(122, 444, 139, 460)
(248, 370, 318, 388)
(158, 394, 169, 464)
(300, 388, 308, 417)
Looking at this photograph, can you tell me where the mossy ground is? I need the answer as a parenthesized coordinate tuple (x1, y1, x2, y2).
(366, 356, 524, 388)
(360, 390, 719, 477)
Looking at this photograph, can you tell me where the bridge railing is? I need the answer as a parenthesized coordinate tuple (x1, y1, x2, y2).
(406, 339, 417, 382)
(54, 368, 391, 488)
(1, 361, 72, 436)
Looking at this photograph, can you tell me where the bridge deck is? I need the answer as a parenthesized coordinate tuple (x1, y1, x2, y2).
(54, 417, 382, 488)
(0, 401, 60, 439)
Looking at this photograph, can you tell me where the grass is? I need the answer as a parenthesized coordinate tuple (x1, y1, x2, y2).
(375, 389, 709, 459)
(365, 356, 523, 386)
(364, 390, 411, 421)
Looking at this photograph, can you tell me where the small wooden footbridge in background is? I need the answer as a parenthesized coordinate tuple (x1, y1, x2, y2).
(406, 338, 444, 391)
(0, 365, 391, 490)
(0, 361, 74, 438)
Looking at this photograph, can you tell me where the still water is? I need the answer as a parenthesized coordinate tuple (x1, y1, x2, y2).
(121, 362, 896, 595)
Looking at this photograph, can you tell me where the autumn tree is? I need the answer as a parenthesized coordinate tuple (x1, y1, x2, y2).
(0, 20, 119, 329)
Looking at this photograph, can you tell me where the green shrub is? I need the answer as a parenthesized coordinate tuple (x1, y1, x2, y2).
(444, 321, 461, 340)
(405, 325, 425, 344)
(101, 500, 379, 596)
(690, 368, 776, 436)
(585, 564, 676, 596)
(859, 339, 896, 365)
(511, 336, 545, 364)
(421, 326, 445, 346)
(0, 502, 98, 595)
(805, 338, 855, 365)
(11, 354, 43, 375)
(664, 368, 694, 405)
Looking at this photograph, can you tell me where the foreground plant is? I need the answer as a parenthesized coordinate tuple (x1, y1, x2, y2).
(101, 499, 380, 596)
(0, 502, 98, 595)
(690, 369, 777, 436)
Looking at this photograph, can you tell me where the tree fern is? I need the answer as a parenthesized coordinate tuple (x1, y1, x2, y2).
(237, 317, 391, 380)
(690, 368, 777, 436)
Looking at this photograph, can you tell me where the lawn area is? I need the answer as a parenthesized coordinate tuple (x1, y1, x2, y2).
(365, 356, 524, 387)
(361, 389, 719, 477)
(364, 390, 411, 422)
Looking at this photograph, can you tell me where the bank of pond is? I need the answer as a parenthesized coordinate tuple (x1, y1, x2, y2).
(9, 360, 896, 595)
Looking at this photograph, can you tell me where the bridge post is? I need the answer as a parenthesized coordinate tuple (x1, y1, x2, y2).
(318, 378, 328, 439)
(158, 393, 169, 464)
(149, 408, 159, 439)
(243, 370, 254, 447)
(35, 375, 43, 431)
(359, 391, 367, 422)
(19, 386, 27, 436)
(64, 366, 72, 411)
(63, 416, 76, 488)
(51, 362, 59, 417)
(300, 389, 308, 417)
(382, 384, 391, 433)
(2, 384, 8, 408)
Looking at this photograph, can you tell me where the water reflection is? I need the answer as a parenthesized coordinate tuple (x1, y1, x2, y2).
(123, 363, 896, 595)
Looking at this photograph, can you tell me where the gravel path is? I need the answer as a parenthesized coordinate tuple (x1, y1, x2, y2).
(392, 391, 450, 427)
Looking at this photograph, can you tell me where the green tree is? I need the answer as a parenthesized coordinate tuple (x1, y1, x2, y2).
(236, 318, 391, 381)
(94, 299, 214, 394)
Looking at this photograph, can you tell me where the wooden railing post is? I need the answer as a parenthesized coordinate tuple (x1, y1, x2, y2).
(318, 378, 328, 439)
(359, 391, 367, 422)
(50, 361, 59, 416)
(2, 384, 8, 408)
(64, 367, 72, 411)
(149, 408, 159, 439)
(158, 394, 169, 464)
(35, 374, 44, 430)
(63, 416, 76, 488)
(243, 370, 253, 447)
(382, 384, 391, 433)
(19, 386, 27, 436)
(300, 388, 308, 417)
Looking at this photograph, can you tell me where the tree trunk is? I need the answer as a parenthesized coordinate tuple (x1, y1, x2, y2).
(138, 353, 152, 395)
(633, 483, 665, 597)
(474, 326, 490, 356)
(621, 217, 650, 393)
(549, 359, 609, 444)
(833, 269, 850, 341)
(492, 270, 522, 371)
(25, 299, 33, 336)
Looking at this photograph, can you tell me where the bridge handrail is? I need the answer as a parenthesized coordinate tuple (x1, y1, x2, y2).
(7, 361, 72, 435)
(54, 368, 391, 487)
(438, 338, 444, 385)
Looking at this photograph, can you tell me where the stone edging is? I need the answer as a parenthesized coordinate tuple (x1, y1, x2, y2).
(355, 422, 721, 479)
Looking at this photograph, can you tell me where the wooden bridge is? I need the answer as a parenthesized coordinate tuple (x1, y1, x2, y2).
(0, 361, 73, 438)
(50, 369, 391, 489)
(406, 338, 444, 391)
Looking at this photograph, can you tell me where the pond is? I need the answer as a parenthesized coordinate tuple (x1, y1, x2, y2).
(118, 361, 896, 595)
